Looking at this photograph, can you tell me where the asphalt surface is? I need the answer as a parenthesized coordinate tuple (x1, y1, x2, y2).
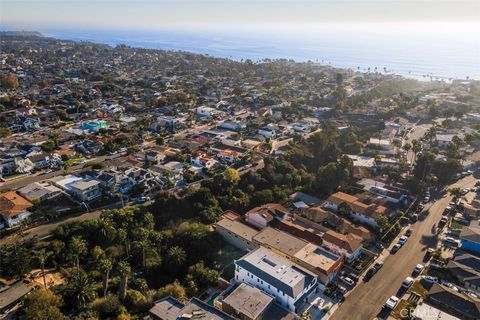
(330, 175, 476, 320)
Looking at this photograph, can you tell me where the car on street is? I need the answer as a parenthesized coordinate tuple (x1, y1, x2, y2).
(421, 276, 439, 284)
(135, 195, 151, 204)
(338, 286, 347, 295)
(384, 296, 399, 309)
(413, 264, 424, 274)
(402, 277, 414, 288)
(364, 268, 376, 281)
(444, 237, 459, 246)
(398, 236, 408, 246)
(391, 244, 401, 254)
(410, 214, 419, 222)
(373, 261, 384, 271)
(426, 248, 435, 256)
(340, 276, 355, 287)
(405, 228, 413, 237)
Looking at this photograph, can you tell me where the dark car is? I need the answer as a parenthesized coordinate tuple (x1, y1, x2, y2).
(373, 262, 384, 271)
(364, 268, 376, 281)
(391, 244, 401, 254)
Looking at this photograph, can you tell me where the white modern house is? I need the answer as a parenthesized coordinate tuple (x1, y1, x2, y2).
(234, 246, 318, 313)
(70, 179, 102, 202)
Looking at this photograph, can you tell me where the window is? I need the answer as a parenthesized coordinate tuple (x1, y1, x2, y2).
(268, 285, 270, 289)
(257, 278, 259, 283)
(261, 280, 263, 285)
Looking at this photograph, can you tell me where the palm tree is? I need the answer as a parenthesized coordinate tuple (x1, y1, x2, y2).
(98, 259, 113, 297)
(36, 249, 53, 288)
(133, 239, 150, 268)
(69, 236, 87, 277)
(118, 261, 131, 301)
(65, 271, 96, 309)
(167, 246, 186, 272)
(411, 139, 422, 164)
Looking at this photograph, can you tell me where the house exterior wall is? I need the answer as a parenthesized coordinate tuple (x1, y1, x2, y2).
(4, 210, 32, 228)
(234, 263, 317, 313)
(216, 225, 252, 251)
(71, 184, 101, 202)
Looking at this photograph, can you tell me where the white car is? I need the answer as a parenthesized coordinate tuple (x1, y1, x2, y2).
(421, 276, 439, 284)
(444, 237, 459, 246)
(398, 236, 408, 246)
(414, 264, 424, 274)
(402, 277, 414, 288)
(341, 276, 355, 287)
(385, 296, 399, 309)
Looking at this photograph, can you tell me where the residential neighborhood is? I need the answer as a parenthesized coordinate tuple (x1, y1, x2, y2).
(1, 32, 480, 320)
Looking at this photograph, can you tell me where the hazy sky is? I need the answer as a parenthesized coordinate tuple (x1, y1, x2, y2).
(1, 0, 479, 30)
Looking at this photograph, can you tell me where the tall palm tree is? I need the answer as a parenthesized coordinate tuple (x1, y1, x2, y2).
(98, 258, 112, 297)
(167, 246, 186, 271)
(118, 261, 131, 301)
(36, 249, 53, 288)
(69, 236, 87, 277)
(411, 139, 422, 164)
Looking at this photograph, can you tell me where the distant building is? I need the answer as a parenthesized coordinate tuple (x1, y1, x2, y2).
(18, 181, 62, 202)
(460, 220, 480, 254)
(0, 191, 33, 229)
(70, 179, 102, 202)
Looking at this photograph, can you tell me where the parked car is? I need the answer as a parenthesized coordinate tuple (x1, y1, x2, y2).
(405, 228, 413, 237)
(413, 264, 424, 274)
(444, 237, 459, 246)
(410, 214, 419, 222)
(384, 296, 399, 309)
(426, 248, 435, 256)
(391, 244, 401, 254)
(421, 276, 439, 284)
(402, 277, 414, 288)
(340, 276, 355, 287)
(373, 261, 384, 271)
(135, 195, 151, 204)
(398, 236, 408, 246)
(364, 268, 376, 280)
(338, 286, 347, 295)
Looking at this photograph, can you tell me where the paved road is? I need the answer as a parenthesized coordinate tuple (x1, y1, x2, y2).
(331, 175, 476, 320)
(0, 154, 123, 191)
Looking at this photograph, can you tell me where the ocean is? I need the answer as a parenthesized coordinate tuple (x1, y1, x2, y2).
(42, 23, 480, 81)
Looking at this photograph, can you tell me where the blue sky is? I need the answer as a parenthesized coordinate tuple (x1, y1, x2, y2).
(1, 0, 479, 30)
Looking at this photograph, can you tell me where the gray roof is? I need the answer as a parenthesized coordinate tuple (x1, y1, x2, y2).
(253, 227, 308, 256)
(148, 296, 233, 320)
(0, 281, 33, 311)
(222, 283, 273, 319)
(460, 220, 480, 243)
(149, 296, 184, 320)
(235, 246, 316, 298)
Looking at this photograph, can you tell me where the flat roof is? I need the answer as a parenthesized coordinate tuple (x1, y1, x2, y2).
(222, 283, 273, 319)
(0, 281, 33, 311)
(253, 227, 307, 256)
(49, 174, 83, 191)
(235, 246, 316, 298)
(70, 179, 100, 190)
(149, 296, 184, 320)
(294, 243, 340, 273)
(216, 217, 258, 241)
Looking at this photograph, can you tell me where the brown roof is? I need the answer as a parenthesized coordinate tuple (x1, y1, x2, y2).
(247, 203, 291, 221)
(0, 192, 33, 218)
(326, 192, 387, 220)
(322, 230, 363, 254)
(326, 192, 359, 206)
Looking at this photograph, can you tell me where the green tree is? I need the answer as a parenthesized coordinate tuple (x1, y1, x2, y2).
(35, 249, 53, 288)
(155, 280, 186, 299)
(117, 261, 131, 301)
(167, 246, 187, 271)
(69, 236, 87, 276)
(99, 258, 113, 297)
(19, 289, 67, 320)
(64, 270, 97, 310)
